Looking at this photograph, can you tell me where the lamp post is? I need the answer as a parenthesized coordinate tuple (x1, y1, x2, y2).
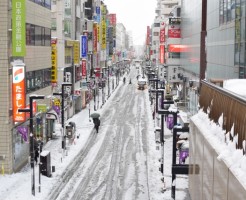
(18, 94, 45, 196)
(107, 66, 110, 98)
(53, 82, 72, 155)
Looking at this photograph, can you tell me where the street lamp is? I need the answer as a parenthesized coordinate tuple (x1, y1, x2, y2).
(53, 82, 72, 154)
(107, 66, 110, 98)
(18, 94, 45, 196)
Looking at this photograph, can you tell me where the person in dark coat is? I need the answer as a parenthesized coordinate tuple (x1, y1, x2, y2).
(93, 118, 100, 133)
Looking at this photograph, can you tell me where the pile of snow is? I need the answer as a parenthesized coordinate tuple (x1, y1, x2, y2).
(192, 110, 246, 188)
(223, 79, 246, 98)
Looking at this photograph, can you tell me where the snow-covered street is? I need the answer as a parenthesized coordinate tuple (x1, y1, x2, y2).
(0, 66, 190, 200)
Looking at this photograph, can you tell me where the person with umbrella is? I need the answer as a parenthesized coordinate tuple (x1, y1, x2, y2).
(90, 113, 101, 133)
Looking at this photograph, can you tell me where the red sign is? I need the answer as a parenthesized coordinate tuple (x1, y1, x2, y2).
(160, 45, 165, 64)
(93, 23, 97, 53)
(146, 26, 150, 45)
(81, 59, 86, 77)
(168, 24, 181, 38)
(108, 14, 116, 25)
(12, 65, 26, 122)
(95, 67, 100, 77)
(160, 28, 165, 43)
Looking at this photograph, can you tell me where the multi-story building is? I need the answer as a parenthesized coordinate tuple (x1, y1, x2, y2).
(0, 0, 52, 174)
(180, 0, 244, 114)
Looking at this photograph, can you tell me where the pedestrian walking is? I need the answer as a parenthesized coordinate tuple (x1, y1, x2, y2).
(93, 117, 100, 133)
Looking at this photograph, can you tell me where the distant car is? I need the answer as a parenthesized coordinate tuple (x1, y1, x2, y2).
(138, 78, 147, 90)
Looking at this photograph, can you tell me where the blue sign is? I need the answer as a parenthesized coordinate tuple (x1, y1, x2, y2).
(96, 7, 100, 14)
(80, 35, 87, 58)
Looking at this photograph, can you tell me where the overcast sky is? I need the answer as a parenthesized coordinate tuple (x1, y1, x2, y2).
(104, 0, 156, 45)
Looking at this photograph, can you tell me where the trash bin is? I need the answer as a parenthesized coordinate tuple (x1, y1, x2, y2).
(40, 150, 51, 177)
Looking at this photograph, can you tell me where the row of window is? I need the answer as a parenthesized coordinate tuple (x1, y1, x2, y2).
(26, 24, 51, 46)
(26, 69, 51, 93)
(29, 0, 51, 9)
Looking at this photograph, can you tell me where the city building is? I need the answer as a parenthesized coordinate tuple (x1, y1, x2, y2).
(0, 0, 52, 174)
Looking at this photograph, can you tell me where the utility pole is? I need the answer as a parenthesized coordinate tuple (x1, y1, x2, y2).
(18, 95, 45, 196)
(53, 83, 72, 157)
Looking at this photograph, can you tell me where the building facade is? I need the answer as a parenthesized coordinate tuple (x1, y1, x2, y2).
(0, 0, 52, 174)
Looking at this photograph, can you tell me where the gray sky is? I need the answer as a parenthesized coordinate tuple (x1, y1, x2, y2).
(104, 0, 156, 45)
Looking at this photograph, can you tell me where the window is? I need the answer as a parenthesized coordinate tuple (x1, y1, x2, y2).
(169, 52, 180, 59)
(26, 69, 51, 93)
(154, 32, 159, 36)
(220, 0, 235, 24)
(29, 0, 51, 9)
(26, 23, 50, 46)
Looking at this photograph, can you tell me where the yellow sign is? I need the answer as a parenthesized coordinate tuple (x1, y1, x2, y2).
(51, 43, 57, 83)
(101, 21, 106, 49)
(73, 41, 80, 65)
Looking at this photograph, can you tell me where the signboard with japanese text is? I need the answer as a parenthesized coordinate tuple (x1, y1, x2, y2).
(93, 23, 98, 54)
(73, 41, 80, 65)
(12, 0, 26, 56)
(101, 21, 107, 50)
(80, 35, 87, 58)
(101, 5, 107, 50)
(168, 18, 181, 38)
(81, 59, 87, 77)
(12, 62, 26, 122)
(160, 28, 165, 43)
(160, 45, 165, 64)
(51, 38, 57, 83)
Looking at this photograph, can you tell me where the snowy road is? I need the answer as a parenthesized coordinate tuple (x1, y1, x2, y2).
(48, 70, 152, 200)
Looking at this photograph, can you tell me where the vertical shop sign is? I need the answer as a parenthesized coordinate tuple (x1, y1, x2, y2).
(12, 0, 26, 56)
(101, 5, 107, 50)
(51, 38, 57, 83)
(73, 41, 80, 65)
(81, 59, 87, 77)
(160, 28, 165, 43)
(12, 62, 26, 122)
(80, 35, 87, 58)
(160, 45, 165, 64)
(93, 23, 98, 54)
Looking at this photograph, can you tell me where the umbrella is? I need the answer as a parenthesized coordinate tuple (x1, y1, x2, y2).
(90, 112, 100, 118)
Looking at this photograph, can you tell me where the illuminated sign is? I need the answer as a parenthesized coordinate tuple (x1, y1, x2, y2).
(12, 62, 26, 122)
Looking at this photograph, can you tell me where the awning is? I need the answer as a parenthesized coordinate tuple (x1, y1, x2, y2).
(46, 109, 58, 120)
(168, 45, 189, 53)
